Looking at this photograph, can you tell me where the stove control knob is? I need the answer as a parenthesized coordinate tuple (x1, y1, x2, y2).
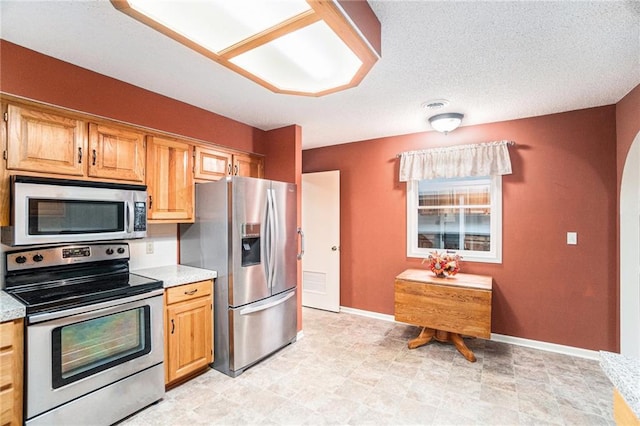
(106, 248, 114, 255)
(15, 255, 27, 264)
(33, 254, 44, 262)
(117, 247, 125, 254)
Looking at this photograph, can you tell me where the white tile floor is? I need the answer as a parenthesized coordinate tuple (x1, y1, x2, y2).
(120, 307, 614, 425)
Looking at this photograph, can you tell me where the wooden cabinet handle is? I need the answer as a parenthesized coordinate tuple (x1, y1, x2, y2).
(171, 319, 175, 334)
(92, 149, 97, 166)
(184, 289, 198, 296)
(78, 147, 83, 164)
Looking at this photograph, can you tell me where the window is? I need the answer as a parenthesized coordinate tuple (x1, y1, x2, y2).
(407, 175, 502, 263)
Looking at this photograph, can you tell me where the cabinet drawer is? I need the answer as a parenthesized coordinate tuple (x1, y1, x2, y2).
(165, 280, 212, 305)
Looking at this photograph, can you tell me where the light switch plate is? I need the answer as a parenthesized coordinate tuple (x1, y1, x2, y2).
(146, 241, 154, 254)
(567, 232, 578, 245)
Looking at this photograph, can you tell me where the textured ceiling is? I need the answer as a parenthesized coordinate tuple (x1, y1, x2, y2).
(1, 1, 639, 150)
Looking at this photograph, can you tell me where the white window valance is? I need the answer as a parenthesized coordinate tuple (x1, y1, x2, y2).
(398, 140, 514, 182)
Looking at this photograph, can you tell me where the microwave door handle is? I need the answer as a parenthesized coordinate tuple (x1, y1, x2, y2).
(126, 201, 132, 233)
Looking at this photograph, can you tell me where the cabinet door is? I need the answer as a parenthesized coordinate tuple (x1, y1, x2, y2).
(193, 145, 232, 181)
(87, 123, 145, 182)
(146, 136, 193, 222)
(6, 104, 85, 176)
(1, 104, 9, 227)
(165, 297, 212, 384)
(233, 152, 264, 178)
(0, 319, 23, 426)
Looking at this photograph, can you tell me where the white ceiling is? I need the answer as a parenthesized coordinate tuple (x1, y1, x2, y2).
(1, 1, 639, 150)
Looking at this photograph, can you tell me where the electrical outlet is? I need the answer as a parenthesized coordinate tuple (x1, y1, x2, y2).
(146, 241, 154, 254)
(567, 232, 577, 245)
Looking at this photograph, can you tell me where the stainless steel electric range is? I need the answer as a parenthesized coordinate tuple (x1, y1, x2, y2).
(4, 242, 165, 426)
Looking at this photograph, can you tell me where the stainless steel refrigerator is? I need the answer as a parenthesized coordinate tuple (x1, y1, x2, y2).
(180, 176, 298, 377)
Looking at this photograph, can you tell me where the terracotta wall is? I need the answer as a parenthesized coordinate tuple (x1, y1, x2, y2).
(261, 125, 304, 330)
(0, 40, 264, 153)
(303, 106, 618, 351)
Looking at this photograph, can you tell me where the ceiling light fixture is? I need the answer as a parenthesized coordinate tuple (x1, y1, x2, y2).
(111, 0, 381, 97)
(428, 113, 464, 134)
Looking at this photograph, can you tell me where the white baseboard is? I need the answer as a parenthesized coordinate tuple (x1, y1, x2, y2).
(338, 305, 600, 360)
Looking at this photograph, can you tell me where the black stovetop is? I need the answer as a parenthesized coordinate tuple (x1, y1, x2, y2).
(7, 272, 162, 315)
(4, 243, 162, 315)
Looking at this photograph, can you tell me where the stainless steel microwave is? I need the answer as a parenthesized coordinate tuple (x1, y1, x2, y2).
(2, 176, 147, 246)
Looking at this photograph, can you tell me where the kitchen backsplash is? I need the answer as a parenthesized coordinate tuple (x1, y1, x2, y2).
(0, 224, 178, 288)
(128, 223, 178, 270)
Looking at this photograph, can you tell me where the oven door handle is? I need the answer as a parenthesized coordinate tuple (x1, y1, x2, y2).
(28, 289, 164, 324)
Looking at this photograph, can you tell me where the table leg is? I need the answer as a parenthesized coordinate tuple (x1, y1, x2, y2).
(407, 327, 477, 362)
(450, 332, 477, 362)
(407, 327, 435, 349)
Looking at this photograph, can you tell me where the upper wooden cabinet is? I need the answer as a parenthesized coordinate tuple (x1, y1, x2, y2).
(234, 152, 264, 179)
(146, 135, 194, 223)
(194, 144, 264, 182)
(6, 104, 85, 176)
(88, 123, 145, 182)
(194, 145, 232, 182)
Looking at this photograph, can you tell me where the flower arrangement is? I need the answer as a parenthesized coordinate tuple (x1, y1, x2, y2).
(424, 251, 461, 277)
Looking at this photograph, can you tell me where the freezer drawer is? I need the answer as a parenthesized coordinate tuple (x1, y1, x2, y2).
(230, 289, 297, 373)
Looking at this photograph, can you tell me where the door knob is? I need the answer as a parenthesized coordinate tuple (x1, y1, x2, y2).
(331, 246, 338, 251)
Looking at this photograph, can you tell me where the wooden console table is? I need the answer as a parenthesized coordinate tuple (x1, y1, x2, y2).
(394, 269, 492, 362)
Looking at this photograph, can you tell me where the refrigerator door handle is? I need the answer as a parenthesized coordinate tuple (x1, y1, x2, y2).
(269, 188, 278, 288)
(265, 189, 276, 289)
(264, 189, 272, 287)
(297, 227, 304, 260)
(239, 290, 295, 315)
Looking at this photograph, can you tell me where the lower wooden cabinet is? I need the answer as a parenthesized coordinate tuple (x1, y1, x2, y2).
(164, 280, 213, 386)
(0, 319, 23, 426)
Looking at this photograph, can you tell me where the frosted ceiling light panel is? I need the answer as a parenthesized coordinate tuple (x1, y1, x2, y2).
(230, 21, 362, 93)
(128, 0, 311, 53)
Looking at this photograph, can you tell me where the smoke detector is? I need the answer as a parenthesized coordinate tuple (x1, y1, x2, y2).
(421, 99, 450, 110)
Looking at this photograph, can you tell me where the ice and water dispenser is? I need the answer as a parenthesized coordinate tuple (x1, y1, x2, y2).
(241, 223, 261, 267)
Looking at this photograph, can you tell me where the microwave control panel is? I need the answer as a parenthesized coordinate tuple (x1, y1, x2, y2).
(133, 202, 147, 232)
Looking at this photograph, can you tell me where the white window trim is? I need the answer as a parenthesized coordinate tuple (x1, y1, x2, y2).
(406, 175, 502, 263)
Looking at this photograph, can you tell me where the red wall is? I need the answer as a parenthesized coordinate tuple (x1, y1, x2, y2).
(303, 106, 618, 351)
(0, 40, 264, 153)
(261, 125, 304, 330)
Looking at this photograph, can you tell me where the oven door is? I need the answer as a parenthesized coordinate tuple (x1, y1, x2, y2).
(25, 290, 163, 420)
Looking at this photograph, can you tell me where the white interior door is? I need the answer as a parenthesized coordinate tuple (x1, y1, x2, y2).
(302, 170, 340, 312)
(620, 132, 640, 358)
